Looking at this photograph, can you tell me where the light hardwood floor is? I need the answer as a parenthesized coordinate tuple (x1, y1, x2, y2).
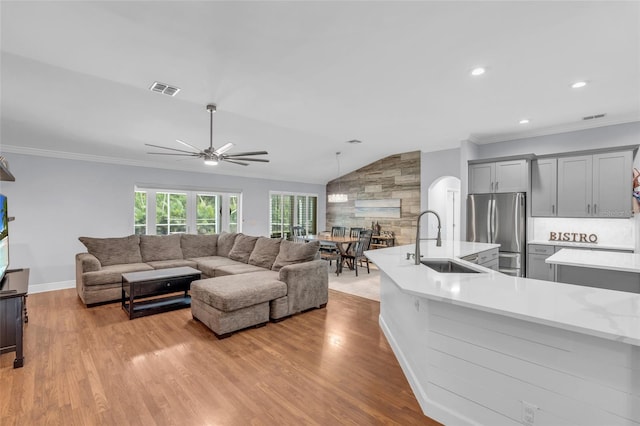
(0, 288, 439, 425)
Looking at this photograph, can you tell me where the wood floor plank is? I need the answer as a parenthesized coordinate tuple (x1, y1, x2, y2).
(0, 288, 440, 425)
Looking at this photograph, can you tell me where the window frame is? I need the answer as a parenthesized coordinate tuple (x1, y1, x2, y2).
(135, 185, 242, 235)
(269, 191, 318, 239)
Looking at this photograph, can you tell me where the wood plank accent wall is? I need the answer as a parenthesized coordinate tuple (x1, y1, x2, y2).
(326, 151, 420, 245)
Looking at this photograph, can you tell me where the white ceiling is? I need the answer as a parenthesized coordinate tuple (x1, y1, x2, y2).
(1, 1, 638, 184)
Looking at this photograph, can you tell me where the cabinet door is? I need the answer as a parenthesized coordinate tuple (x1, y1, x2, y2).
(527, 253, 555, 281)
(469, 163, 494, 194)
(531, 158, 557, 216)
(557, 155, 592, 217)
(495, 160, 528, 193)
(592, 151, 632, 218)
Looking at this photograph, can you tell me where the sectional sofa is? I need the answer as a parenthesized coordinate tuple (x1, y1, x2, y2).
(75, 233, 329, 329)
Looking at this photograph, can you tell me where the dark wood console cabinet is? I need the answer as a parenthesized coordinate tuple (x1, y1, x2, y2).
(0, 268, 29, 368)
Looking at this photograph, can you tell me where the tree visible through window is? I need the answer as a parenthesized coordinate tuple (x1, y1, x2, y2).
(156, 192, 187, 235)
(196, 194, 217, 234)
(134, 191, 147, 235)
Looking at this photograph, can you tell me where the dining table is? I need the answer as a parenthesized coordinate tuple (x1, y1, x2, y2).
(303, 233, 360, 273)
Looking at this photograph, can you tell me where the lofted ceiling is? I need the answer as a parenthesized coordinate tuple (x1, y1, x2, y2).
(1, 1, 638, 184)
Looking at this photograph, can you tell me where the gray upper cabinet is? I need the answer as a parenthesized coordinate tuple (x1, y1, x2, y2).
(469, 159, 528, 194)
(531, 158, 557, 216)
(468, 163, 494, 194)
(557, 155, 592, 217)
(592, 151, 632, 217)
(557, 150, 632, 218)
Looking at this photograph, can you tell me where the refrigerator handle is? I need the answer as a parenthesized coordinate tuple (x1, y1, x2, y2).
(492, 198, 497, 243)
(486, 198, 492, 243)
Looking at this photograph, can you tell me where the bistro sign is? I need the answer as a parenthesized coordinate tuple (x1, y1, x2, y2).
(549, 232, 598, 243)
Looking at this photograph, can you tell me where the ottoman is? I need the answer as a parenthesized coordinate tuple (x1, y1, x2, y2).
(190, 274, 287, 338)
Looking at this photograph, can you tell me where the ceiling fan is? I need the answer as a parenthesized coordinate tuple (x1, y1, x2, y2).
(146, 103, 269, 166)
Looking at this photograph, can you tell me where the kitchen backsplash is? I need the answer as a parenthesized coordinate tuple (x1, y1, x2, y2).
(529, 217, 636, 250)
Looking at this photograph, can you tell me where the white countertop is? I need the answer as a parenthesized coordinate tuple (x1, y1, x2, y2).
(527, 240, 635, 251)
(546, 248, 640, 273)
(366, 241, 640, 346)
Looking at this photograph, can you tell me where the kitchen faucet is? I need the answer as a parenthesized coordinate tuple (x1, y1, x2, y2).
(414, 210, 442, 265)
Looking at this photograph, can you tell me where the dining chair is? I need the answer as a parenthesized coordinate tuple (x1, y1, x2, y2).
(291, 226, 306, 243)
(331, 226, 346, 237)
(339, 229, 372, 276)
(349, 227, 363, 238)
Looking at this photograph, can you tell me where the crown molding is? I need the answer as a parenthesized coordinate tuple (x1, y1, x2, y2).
(469, 116, 640, 145)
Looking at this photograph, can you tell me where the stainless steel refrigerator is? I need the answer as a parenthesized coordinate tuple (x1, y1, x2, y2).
(467, 192, 526, 277)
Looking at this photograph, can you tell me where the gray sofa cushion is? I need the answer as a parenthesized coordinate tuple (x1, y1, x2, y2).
(140, 234, 183, 262)
(83, 263, 153, 286)
(181, 234, 218, 258)
(79, 235, 143, 266)
(216, 232, 238, 257)
(195, 256, 245, 277)
(228, 234, 259, 263)
(271, 240, 320, 271)
(248, 237, 281, 269)
(191, 272, 286, 312)
(146, 259, 198, 270)
(215, 263, 267, 276)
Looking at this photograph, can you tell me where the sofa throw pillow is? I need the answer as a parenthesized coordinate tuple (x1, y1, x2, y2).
(140, 234, 183, 262)
(271, 240, 320, 271)
(248, 237, 281, 269)
(181, 234, 218, 258)
(217, 232, 238, 257)
(78, 235, 142, 267)
(228, 234, 259, 263)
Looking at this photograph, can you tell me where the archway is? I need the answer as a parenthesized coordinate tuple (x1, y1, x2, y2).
(427, 176, 461, 242)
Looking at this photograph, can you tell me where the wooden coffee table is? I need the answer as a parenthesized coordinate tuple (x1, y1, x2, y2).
(121, 266, 201, 320)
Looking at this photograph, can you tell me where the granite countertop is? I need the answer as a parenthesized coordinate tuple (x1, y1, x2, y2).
(546, 248, 640, 273)
(366, 241, 640, 346)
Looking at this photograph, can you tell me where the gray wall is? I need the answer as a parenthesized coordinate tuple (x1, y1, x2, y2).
(0, 153, 325, 290)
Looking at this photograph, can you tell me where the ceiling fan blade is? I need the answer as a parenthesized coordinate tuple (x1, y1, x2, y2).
(223, 159, 250, 166)
(145, 143, 198, 154)
(224, 151, 269, 157)
(213, 142, 234, 156)
(176, 139, 203, 153)
(222, 157, 269, 163)
(147, 152, 201, 157)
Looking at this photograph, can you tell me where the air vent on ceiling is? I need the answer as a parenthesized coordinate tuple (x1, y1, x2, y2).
(582, 113, 606, 120)
(149, 81, 181, 97)
(346, 139, 363, 144)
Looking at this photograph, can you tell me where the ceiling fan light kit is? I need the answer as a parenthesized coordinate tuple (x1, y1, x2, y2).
(145, 103, 269, 167)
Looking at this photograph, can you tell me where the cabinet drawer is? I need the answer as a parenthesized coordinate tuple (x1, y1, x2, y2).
(528, 244, 554, 255)
(478, 248, 498, 264)
(481, 258, 499, 271)
(134, 276, 193, 297)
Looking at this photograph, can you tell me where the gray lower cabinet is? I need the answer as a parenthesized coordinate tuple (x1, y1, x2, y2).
(556, 265, 640, 293)
(461, 247, 499, 271)
(527, 245, 555, 281)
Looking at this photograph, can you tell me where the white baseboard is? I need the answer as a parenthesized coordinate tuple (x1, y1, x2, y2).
(28, 280, 75, 294)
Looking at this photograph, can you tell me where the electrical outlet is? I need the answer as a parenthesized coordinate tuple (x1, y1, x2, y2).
(522, 401, 538, 426)
(414, 299, 420, 312)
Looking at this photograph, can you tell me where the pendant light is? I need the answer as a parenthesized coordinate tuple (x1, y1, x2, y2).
(328, 152, 348, 203)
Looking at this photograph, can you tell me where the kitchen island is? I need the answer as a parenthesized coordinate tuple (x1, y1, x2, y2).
(366, 241, 640, 426)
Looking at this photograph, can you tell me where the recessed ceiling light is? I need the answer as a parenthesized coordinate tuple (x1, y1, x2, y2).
(571, 81, 587, 89)
(519, 119, 530, 124)
(471, 67, 486, 76)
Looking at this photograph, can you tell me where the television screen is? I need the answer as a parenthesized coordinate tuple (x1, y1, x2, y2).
(0, 194, 8, 283)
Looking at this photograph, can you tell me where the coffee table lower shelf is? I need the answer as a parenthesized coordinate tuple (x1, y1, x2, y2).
(122, 294, 192, 319)
(121, 267, 201, 320)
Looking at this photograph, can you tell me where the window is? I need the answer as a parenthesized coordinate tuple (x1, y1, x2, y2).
(134, 187, 241, 235)
(270, 193, 317, 239)
(134, 191, 147, 235)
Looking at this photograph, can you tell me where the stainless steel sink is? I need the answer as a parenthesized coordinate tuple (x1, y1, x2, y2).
(421, 260, 480, 273)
